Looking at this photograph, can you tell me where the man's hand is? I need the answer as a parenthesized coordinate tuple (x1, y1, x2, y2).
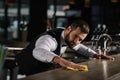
(93, 54, 115, 60)
(53, 56, 85, 70)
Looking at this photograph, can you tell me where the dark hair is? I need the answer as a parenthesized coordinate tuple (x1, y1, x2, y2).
(69, 20, 90, 33)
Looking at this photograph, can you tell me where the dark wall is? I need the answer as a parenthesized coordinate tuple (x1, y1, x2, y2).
(91, 0, 120, 35)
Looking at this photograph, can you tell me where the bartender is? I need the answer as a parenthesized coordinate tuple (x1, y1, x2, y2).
(15, 19, 114, 75)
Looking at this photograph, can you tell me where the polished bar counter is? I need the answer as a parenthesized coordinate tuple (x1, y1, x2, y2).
(19, 54, 120, 80)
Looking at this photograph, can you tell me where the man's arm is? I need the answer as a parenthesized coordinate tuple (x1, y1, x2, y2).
(73, 44, 96, 57)
(53, 56, 86, 69)
(73, 44, 114, 60)
(33, 35, 58, 63)
(93, 54, 114, 60)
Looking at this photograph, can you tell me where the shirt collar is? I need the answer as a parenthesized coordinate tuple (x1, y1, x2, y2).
(61, 30, 65, 40)
(61, 30, 67, 46)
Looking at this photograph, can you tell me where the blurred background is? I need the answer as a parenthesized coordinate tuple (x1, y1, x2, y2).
(0, 0, 120, 56)
(0, 0, 119, 42)
(0, 0, 120, 80)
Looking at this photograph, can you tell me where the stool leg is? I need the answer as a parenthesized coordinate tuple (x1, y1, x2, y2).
(9, 66, 19, 80)
(0, 69, 8, 80)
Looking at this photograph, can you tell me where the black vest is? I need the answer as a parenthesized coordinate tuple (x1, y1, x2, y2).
(15, 28, 64, 75)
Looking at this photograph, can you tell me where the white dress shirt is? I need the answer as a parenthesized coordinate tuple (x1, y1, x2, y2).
(33, 31, 97, 63)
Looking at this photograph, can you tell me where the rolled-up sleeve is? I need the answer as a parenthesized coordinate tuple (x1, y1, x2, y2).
(73, 44, 97, 57)
(33, 35, 58, 63)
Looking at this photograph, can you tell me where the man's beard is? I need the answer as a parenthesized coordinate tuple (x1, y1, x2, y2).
(65, 32, 74, 48)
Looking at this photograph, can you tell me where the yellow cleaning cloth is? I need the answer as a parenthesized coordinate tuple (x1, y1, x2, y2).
(66, 65, 88, 71)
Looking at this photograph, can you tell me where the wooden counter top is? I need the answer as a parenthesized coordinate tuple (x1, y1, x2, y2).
(19, 54, 120, 80)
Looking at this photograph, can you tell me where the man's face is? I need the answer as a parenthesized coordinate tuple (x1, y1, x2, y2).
(65, 26, 88, 48)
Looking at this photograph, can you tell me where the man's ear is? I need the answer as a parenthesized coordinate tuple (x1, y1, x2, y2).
(67, 26, 72, 31)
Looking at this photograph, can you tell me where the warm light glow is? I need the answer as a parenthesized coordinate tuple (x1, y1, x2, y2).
(85, 0, 90, 8)
(111, 0, 118, 3)
(68, 0, 75, 4)
(5, 0, 15, 6)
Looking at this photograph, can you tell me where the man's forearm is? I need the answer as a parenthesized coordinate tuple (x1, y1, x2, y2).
(53, 56, 73, 68)
(73, 44, 96, 57)
(93, 54, 114, 60)
(53, 56, 61, 64)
